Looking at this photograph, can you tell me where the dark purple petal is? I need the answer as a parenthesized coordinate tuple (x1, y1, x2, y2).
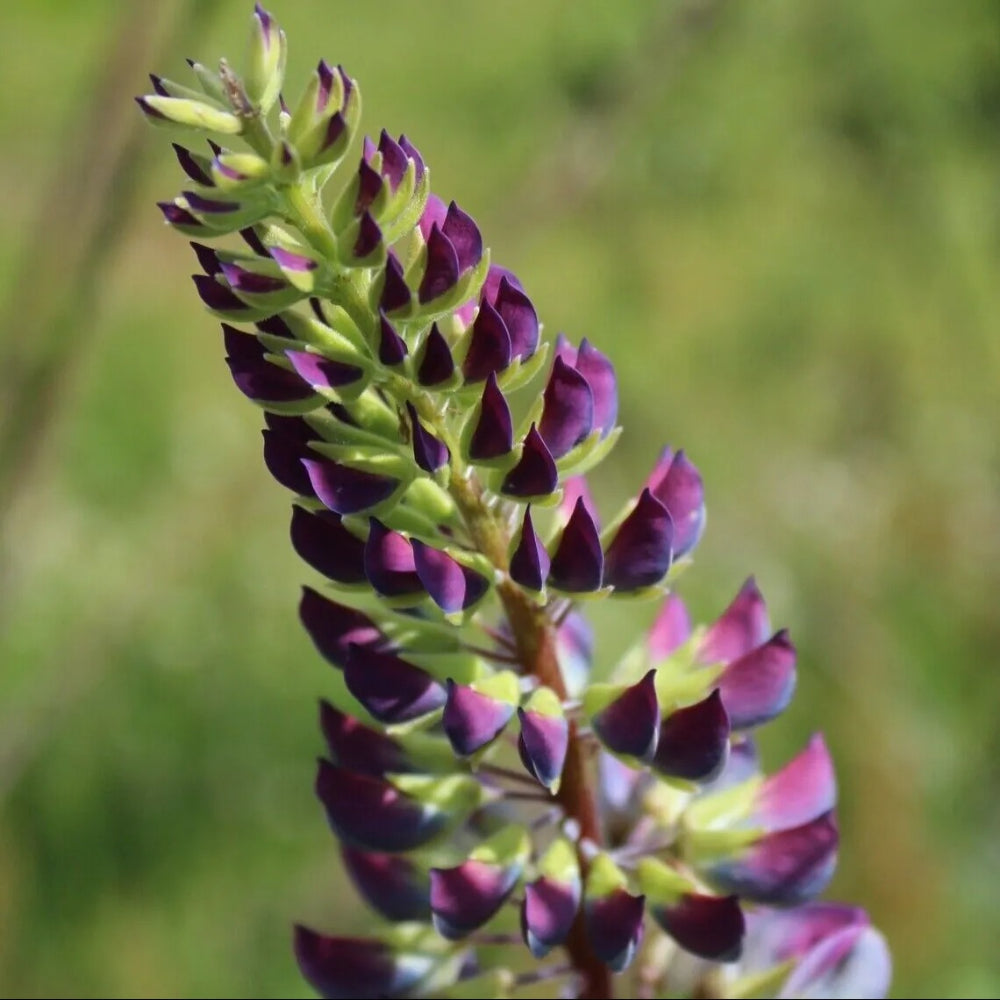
(354, 161, 384, 217)
(585, 888, 645, 972)
(412, 541, 488, 613)
(315, 60, 335, 112)
(548, 494, 603, 590)
(220, 260, 288, 296)
(538, 355, 594, 459)
(456, 264, 524, 327)
(379, 314, 408, 366)
(315, 760, 444, 852)
(380, 254, 411, 314)
(241, 226, 269, 256)
(172, 142, 213, 185)
(373, 131, 409, 191)
(501, 425, 559, 499)
(521, 876, 580, 957)
(318, 111, 347, 155)
(646, 448, 705, 558)
(158, 201, 206, 232)
(560, 475, 599, 526)
(184, 190, 240, 214)
(417, 193, 448, 242)
(757, 734, 836, 831)
(648, 593, 692, 659)
(303, 457, 399, 515)
(353, 211, 383, 261)
(256, 314, 296, 338)
(575, 339, 617, 434)
(195, 273, 251, 314)
(780, 923, 891, 1000)
(517, 707, 568, 791)
(341, 845, 431, 922)
(441, 201, 482, 273)
(223, 323, 313, 402)
(364, 519, 422, 598)
(698, 576, 770, 665)
(262, 413, 315, 495)
(494, 277, 538, 359)
(651, 893, 745, 962)
(343, 643, 447, 724)
(652, 689, 730, 782)
(442, 680, 514, 756)
(319, 701, 409, 777)
(417, 224, 459, 304)
(469, 372, 513, 460)
(417, 324, 455, 386)
(430, 857, 519, 939)
(191, 241, 222, 275)
(509, 506, 550, 592)
(717, 629, 797, 729)
(294, 926, 431, 1000)
(707, 811, 839, 905)
(286, 349, 364, 389)
(405, 404, 449, 474)
(591, 670, 660, 762)
(290, 505, 367, 585)
(397, 134, 425, 183)
(603, 488, 674, 591)
(462, 300, 512, 382)
(299, 587, 382, 669)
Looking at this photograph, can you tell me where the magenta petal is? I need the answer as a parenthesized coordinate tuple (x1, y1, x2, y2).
(223, 324, 312, 402)
(286, 348, 364, 389)
(316, 760, 445, 853)
(652, 689, 730, 782)
(269, 245, 317, 272)
(299, 587, 383, 670)
(698, 576, 771, 664)
(603, 488, 674, 591)
(294, 926, 428, 1000)
(440, 201, 482, 273)
(442, 680, 514, 756)
(262, 413, 315, 495)
(501, 425, 559, 499)
(509, 507, 550, 592)
(780, 923, 891, 1000)
(290, 505, 367, 585)
(463, 300, 512, 382)
(585, 888, 645, 972)
(341, 845, 431, 922)
(430, 857, 520, 940)
(645, 448, 705, 558)
(757, 734, 836, 831)
(416, 324, 455, 386)
(418, 224, 460, 304)
(648, 592, 692, 659)
(548, 495, 604, 591)
(717, 629, 797, 729)
(406, 404, 450, 474)
(517, 707, 569, 791)
(343, 644, 447, 724)
(379, 314, 408, 366)
(592, 670, 660, 762)
(708, 811, 839, 905)
(521, 876, 580, 957)
(411, 540, 489, 613)
(319, 701, 410, 777)
(364, 519, 422, 598)
(494, 276, 538, 359)
(575, 339, 617, 435)
(651, 892, 745, 962)
(745, 902, 870, 968)
(303, 456, 399, 515)
(538, 355, 595, 459)
(469, 372, 513, 460)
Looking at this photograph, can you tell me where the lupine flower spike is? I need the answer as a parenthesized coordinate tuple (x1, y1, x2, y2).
(140, 8, 890, 998)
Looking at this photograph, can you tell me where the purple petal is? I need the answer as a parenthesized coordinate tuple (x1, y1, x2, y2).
(223, 324, 312, 402)
(319, 701, 409, 777)
(318, 111, 347, 156)
(509, 507, 550, 592)
(379, 254, 411, 314)
(412, 540, 489, 613)
(286, 349, 364, 389)
(219, 260, 284, 299)
(299, 587, 383, 669)
(602, 488, 674, 591)
(645, 448, 705, 558)
(780, 923, 891, 1000)
(315, 60, 335, 112)
(291, 506, 367, 585)
(341, 845, 431, 922)
(757, 734, 836, 831)
(745, 902, 870, 969)
(364, 519, 422, 598)
(379, 314, 408, 366)
(195, 273, 251, 315)
(315, 760, 445, 852)
(648, 593, 692, 659)
(548, 494, 603, 591)
(559, 475, 599, 527)
(652, 689, 730, 782)
(538, 355, 594, 459)
(184, 191, 239, 214)
(294, 926, 432, 1000)
(456, 264, 523, 327)
(575, 339, 617, 435)
(591, 670, 660, 762)
(417, 224, 459, 304)
(442, 680, 514, 756)
(303, 456, 400, 515)
(717, 629, 797, 729)
(417, 193, 448, 242)
(261, 413, 315, 495)
(354, 160, 384, 216)
(241, 226, 269, 257)
(651, 892, 745, 962)
(585, 888, 645, 972)
(158, 201, 206, 232)
(707, 811, 839, 905)
(416, 324, 455, 386)
(343, 643, 447, 724)
(397, 134, 425, 183)
(430, 857, 519, 940)
(269, 245, 317, 272)
(191, 241, 222, 275)
(462, 300, 512, 382)
(521, 876, 580, 957)
(494, 277, 538, 359)
(517, 707, 568, 791)
(352, 211, 383, 261)
(406, 404, 450, 474)
(698, 576, 771, 665)
(469, 372, 513, 461)
(440, 201, 482, 273)
(172, 142, 213, 185)
(256, 314, 295, 338)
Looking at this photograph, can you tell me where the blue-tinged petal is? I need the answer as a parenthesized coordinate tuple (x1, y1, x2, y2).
(340, 845, 431, 922)
(299, 587, 383, 669)
(412, 541, 489, 613)
(501, 425, 558, 499)
(517, 699, 568, 792)
(591, 670, 660, 763)
(468, 372, 513, 461)
(651, 892, 745, 962)
(548, 495, 603, 591)
(509, 506, 549, 591)
(318, 701, 409, 776)
(756, 734, 836, 832)
(585, 887, 645, 972)
(652, 689, 730, 782)
(344, 643, 447, 724)
(364, 519, 422, 599)
(780, 923, 891, 999)
(717, 630, 797, 729)
(538, 355, 594, 459)
(290, 505, 367, 585)
(430, 856, 520, 940)
(442, 680, 515, 757)
(645, 448, 705, 559)
(303, 456, 399, 515)
(521, 876, 580, 958)
(743, 902, 869, 971)
(698, 576, 771, 665)
(647, 592, 692, 660)
(602, 488, 674, 591)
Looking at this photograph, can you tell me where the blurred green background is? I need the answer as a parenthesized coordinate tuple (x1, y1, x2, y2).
(1, 0, 998, 996)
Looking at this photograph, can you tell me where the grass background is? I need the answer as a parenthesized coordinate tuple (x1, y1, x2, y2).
(1, 1, 998, 996)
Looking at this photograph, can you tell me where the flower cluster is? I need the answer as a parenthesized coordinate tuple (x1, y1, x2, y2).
(138, 7, 891, 998)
